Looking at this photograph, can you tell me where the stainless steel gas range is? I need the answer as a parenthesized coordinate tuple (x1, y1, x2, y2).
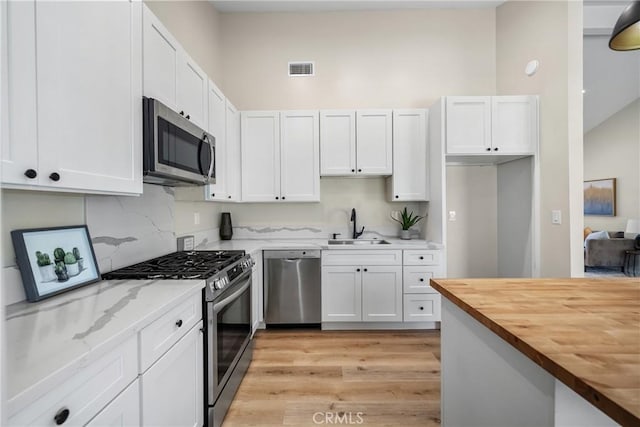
(102, 250, 254, 427)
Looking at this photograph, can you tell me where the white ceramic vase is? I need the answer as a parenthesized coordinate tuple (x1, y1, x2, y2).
(400, 230, 411, 240)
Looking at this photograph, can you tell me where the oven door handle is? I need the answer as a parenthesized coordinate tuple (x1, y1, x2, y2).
(213, 276, 251, 314)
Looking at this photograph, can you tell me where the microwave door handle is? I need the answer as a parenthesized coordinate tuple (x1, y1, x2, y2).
(205, 134, 214, 179)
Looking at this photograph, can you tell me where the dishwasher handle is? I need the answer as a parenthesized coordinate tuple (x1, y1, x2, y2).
(263, 250, 321, 259)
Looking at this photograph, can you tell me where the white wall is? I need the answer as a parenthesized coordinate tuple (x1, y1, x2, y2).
(445, 166, 498, 278)
(584, 99, 640, 232)
(496, 0, 583, 277)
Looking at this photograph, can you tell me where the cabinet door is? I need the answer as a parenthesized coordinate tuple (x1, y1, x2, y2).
(320, 110, 356, 176)
(356, 110, 392, 175)
(241, 111, 280, 202)
(445, 96, 491, 154)
(280, 110, 320, 202)
(142, 4, 179, 110)
(35, 1, 142, 194)
(389, 109, 428, 201)
(321, 266, 361, 322)
(491, 96, 537, 154)
(140, 322, 203, 427)
(86, 379, 140, 427)
(361, 266, 402, 322)
(177, 50, 208, 130)
(206, 81, 227, 201)
(225, 101, 241, 201)
(1, 1, 39, 186)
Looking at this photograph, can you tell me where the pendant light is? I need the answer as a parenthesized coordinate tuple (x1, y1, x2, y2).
(609, 1, 640, 51)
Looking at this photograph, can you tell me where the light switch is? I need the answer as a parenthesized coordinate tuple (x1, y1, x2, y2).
(551, 210, 561, 225)
(448, 211, 457, 222)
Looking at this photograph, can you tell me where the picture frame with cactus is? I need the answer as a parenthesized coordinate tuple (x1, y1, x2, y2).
(11, 225, 100, 302)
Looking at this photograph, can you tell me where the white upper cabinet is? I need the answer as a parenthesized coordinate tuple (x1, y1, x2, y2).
(241, 111, 281, 202)
(143, 5, 207, 130)
(241, 110, 320, 202)
(2, 0, 142, 195)
(387, 109, 428, 201)
(445, 96, 537, 156)
(320, 110, 357, 175)
(446, 96, 492, 154)
(491, 96, 537, 154)
(356, 110, 393, 175)
(205, 81, 228, 201)
(280, 110, 320, 202)
(319, 109, 392, 176)
(225, 101, 241, 201)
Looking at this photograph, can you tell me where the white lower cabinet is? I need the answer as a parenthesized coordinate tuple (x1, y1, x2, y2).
(140, 321, 203, 427)
(86, 379, 140, 427)
(403, 294, 441, 322)
(402, 250, 443, 323)
(322, 250, 402, 323)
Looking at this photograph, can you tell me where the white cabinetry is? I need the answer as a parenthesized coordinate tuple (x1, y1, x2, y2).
(387, 109, 428, 201)
(402, 250, 443, 323)
(241, 110, 320, 202)
(205, 81, 231, 201)
(322, 250, 402, 323)
(2, 0, 142, 195)
(445, 96, 537, 156)
(320, 109, 392, 176)
(140, 322, 203, 427)
(87, 380, 140, 427)
(143, 4, 207, 130)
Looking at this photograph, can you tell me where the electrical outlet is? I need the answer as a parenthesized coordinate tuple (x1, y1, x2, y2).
(194, 212, 200, 225)
(551, 210, 561, 225)
(448, 211, 457, 222)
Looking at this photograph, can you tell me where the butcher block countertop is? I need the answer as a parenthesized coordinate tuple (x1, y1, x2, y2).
(430, 278, 640, 427)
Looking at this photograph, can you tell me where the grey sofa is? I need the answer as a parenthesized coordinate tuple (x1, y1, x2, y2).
(584, 231, 635, 269)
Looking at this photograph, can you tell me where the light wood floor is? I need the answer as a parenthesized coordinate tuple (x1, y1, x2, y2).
(223, 329, 441, 427)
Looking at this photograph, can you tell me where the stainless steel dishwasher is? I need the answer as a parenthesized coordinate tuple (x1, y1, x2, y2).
(263, 250, 321, 326)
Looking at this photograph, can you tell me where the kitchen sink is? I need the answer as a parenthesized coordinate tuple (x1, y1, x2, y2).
(328, 239, 390, 245)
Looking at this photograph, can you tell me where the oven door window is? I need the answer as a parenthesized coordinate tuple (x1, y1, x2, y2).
(216, 282, 251, 388)
(157, 117, 212, 175)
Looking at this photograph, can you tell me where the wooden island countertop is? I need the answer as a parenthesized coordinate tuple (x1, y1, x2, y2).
(430, 278, 640, 427)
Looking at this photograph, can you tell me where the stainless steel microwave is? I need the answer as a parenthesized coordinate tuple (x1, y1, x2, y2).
(143, 97, 215, 186)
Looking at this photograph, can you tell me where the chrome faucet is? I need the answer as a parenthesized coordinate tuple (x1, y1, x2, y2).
(351, 208, 365, 239)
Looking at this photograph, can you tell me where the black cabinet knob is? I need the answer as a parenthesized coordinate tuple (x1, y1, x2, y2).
(175, 319, 183, 328)
(186, 115, 190, 120)
(419, 256, 424, 260)
(486, 147, 491, 151)
(419, 306, 424, 311)
(211, 193, 215, 197)
(54, 408, 70, 425)
(494, 147, 499, 151)
(351, 169, 355, 172)
(395, 195, 399, 199)
(275, 196, 279, 200)
(180, 111, 185, 116)
(24, 169, 37, 179)
(282, 196, 286, 200)
(228, 195, 231, 199)
(364, 268, 368, 272)
(49, 172, 60, 182)
(358, 169, 362, 172)
(356, 268, 361, 272)
(419, 278, 424, 282)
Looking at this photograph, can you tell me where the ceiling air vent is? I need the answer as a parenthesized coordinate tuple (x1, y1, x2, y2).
(288, 61, 314, 77)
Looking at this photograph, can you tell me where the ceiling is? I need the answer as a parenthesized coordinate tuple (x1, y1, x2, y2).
(210, 0, 505, 13)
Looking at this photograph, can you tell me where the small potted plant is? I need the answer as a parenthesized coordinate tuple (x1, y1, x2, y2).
(64, 252, 79, 276)
(391, 207, 425, 240)
(35, 251, 56, 282)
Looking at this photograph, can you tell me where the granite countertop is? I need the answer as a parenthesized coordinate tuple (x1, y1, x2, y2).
(430, 277, 640, 427)
(5, 278, 205, 414)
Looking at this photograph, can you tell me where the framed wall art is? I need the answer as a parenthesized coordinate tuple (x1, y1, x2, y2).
(584, 178, 617, 216)
(11, 225, 101, 302)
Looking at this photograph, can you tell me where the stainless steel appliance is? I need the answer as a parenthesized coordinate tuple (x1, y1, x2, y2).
(143, 97, 215, 186)
(263, 250, 321, 325)
(102, 250, 254, 427)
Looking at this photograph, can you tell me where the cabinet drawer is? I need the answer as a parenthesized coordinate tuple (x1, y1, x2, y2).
(403, 266, 442, 293)
(139, 292, 202, 373)
(322, 250, 402, 266)
(403, 250, 441, 266)
(86, 378, 140, 426)
(8, 335, 138, 426)
(403, 294, 441, 322)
